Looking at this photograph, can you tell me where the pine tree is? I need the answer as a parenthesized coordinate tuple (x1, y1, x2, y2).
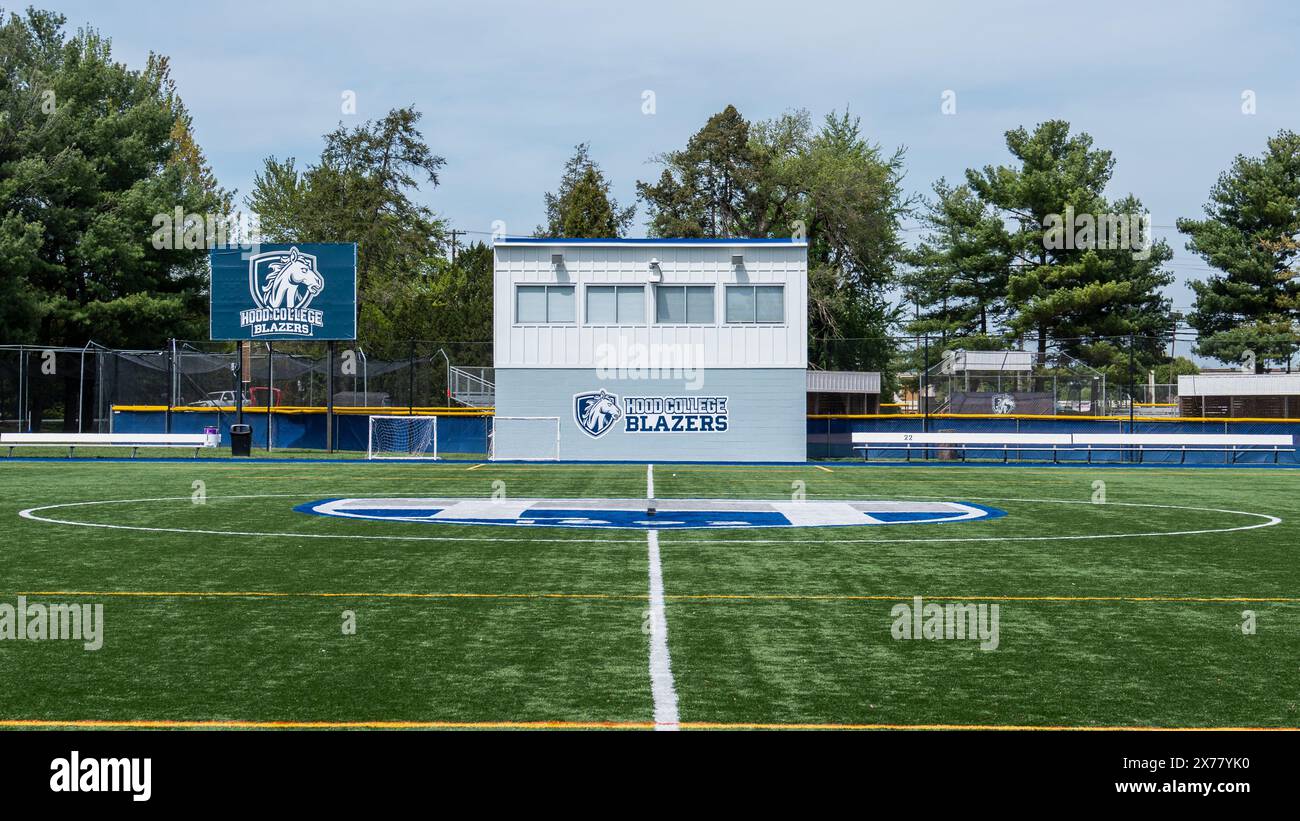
(964, 121, 1174, 379)
(0, 9, 230, 347)
(1177, 130, 1300, 371)
(902, 180, 1012, 344)
(537, 143, 633, 237)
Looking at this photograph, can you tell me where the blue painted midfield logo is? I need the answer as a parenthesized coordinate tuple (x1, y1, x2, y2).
(296, 498, 1007, 530)
(574, 390, 622, 438)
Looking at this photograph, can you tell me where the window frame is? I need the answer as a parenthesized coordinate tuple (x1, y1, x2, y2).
(653, 284, 717, 326)
(584, 284, 647, 326)
(514, 283, 576, 325)
(724, 284, 786, 325)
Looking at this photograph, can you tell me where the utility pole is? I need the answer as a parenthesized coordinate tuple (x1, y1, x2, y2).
(326, 341, 335, 454)
(921, 335, 930, 433)
(448, 229, 466, 265)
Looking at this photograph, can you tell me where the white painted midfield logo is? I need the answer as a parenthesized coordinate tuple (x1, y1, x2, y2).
(298, 498, 1006, 530)
(50, 751, 151, 801)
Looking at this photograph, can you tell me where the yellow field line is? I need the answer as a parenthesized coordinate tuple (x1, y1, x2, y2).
(466, 463, 487, 470)
(0, 718, 1293, 731)
(815, 465, 833, 473)
(16, 590, 1300, 604)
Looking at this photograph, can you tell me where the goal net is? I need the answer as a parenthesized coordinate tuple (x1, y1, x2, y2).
(490, 416, 560, 461)
(368, 415, 437, 460)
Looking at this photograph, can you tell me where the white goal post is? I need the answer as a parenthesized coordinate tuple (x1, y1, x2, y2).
(490, 416, 560, 461)
(367, 415, 438, 460)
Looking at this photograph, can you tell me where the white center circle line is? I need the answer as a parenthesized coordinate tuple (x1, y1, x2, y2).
(14, 494, 1282, 545)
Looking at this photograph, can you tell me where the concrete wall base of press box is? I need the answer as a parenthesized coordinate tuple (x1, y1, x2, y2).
(493, 368, 806, 462)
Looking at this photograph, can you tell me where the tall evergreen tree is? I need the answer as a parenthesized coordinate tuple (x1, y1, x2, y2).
(0, 7, 230, 348)
(537, 143, 633, 237)
(636, 105, 772, 238)
(962, 121, 1174, 379)
(1177, 130, 1300, 371)
(902, 180, 1012, 345)
(0, 7, 230, 429)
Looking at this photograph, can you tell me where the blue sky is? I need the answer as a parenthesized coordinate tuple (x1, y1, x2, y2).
(39, 0, 1300, 315)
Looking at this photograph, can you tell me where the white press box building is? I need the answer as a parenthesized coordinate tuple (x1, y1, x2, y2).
(492, 238, 808, 461)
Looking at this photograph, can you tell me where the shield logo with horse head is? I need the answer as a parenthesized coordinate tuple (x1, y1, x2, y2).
(574, 389, 623, 438)
(248, 246, 325, 310)
(991, 393, 1017, 414)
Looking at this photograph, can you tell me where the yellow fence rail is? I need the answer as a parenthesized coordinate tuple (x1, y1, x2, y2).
(112, 405, 494, 417)
(808, 412, 1300, 424)
(113, 406, 1300, 424)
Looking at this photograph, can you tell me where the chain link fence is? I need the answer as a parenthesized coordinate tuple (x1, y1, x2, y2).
(2, 333, 1297, 437)
(809, 334, 1246, 419)
(0, 340, 493, 434)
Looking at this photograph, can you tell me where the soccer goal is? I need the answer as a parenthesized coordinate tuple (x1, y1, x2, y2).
(367, 415, 438, 460)
(490, 416, 560, 461)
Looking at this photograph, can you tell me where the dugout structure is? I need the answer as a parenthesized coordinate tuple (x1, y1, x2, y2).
(1178, 373, 1300, 418)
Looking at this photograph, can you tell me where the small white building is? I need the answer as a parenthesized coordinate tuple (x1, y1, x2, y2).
(806, 370, 881, 414)
(492, 238, 808, 461)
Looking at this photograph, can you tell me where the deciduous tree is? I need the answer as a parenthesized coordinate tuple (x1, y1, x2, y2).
(247, 107, 447, 352)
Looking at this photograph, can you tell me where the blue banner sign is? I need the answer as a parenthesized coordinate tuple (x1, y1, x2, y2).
(210, 243, 356, 340)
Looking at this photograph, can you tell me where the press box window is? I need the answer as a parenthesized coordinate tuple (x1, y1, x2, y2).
(516, 285, 575, 324)
(725, 285, 784, 324)
(586, 285, 645, 324)
(655, 285, 715, 324)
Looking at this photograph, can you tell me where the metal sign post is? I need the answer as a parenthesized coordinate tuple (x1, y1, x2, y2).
(326, 341, 335, 453)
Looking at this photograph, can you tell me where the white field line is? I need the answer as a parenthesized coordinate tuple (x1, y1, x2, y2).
(663, 496, 1282, 544)
(14, 494, 1282, 545)
(645, 464, 679, 730)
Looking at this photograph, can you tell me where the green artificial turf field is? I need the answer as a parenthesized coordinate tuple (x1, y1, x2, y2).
(0, 458, 1296, 729)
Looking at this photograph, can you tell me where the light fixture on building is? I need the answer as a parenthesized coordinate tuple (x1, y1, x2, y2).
(648, 258, 662, 282)
(731, 253, 744, 269)
(551, 253, 564, 270)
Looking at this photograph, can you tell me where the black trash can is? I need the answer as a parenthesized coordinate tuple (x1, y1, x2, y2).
(230, 424, 252, 457)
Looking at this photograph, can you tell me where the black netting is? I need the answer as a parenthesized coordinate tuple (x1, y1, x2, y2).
(82, 341, 498, 416)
